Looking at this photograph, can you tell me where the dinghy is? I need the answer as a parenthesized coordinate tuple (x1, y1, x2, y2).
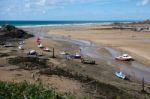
(18, 45, 24, 50)
(28, 50, 37, 55)
(71, 53, 81, 58)
(37, 43, 44, 48)
(43, 47, 50, 52)
(115, 54, 133, 61)
(115, 71, 126, 79)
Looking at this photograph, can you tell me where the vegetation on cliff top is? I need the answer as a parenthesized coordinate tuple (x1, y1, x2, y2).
(0, 24, 33, 38)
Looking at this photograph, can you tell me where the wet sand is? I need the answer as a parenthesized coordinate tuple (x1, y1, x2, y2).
(23, 25, 150, 83)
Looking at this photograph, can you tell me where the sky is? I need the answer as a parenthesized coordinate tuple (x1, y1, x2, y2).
(0, 0, 150, 21)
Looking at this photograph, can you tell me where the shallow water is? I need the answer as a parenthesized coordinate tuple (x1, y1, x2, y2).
(45, 35, 150, 83)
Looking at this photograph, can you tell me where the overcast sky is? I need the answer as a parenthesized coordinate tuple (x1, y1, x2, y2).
(0, 0, 150, 20)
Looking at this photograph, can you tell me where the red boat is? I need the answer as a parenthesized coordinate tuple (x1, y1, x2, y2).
(43, 47, 50, 52)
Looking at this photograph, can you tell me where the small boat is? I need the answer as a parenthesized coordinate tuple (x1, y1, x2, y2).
(18, 41, 25, 45)
(18, 45, 24, 50)
(28, 50, 37, 55)
(71, 53, 81, 58)
(60, 51, 69, 55)
(115, 72, 126, 79)
(43, 47, 50, 52)
(37, 43, 44, 48)
(4, 43, 15, 47)
(115, 54, 133, 61)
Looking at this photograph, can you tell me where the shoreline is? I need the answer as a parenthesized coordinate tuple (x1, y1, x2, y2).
(0, 20, 136, 28)
(19, 24, 150, 83)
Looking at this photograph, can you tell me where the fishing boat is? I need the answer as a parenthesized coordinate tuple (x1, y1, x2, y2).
(43, 47, 50, 52)
(37, 43, 44, 48)
(74, 53, 81, 58)
(60, 51, 69, 55)
(4, 43, 15, 47)
(115, 71, 126, 79)
(28, 50, 37, 55)
(71, 53, 81, 58)
(115, 54, 133, 61)
(18, 45, 24, 50)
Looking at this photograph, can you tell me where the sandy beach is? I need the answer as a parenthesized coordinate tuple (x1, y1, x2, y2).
(0, 24, 150, 98)
(23, 25, 150, 66)
(21, 24, 150, 83)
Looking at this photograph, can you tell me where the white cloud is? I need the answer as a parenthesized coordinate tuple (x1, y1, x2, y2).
(141, 0, 149, 5)
(36, 0, 46, 6)
(137, 0, 149, 6)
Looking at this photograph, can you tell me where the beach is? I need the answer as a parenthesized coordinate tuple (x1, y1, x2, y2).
(21, 24, 150, 82)
(23, 24, 150, 66)
(0, 23, 150, 98)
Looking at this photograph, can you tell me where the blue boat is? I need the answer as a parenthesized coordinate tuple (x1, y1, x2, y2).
(115, 72, 126, 79)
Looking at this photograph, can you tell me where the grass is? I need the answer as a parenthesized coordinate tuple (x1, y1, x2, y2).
(7, 56, 150, 99)
(0, 81, 62, 99)
(0, 81, 92, 99)
(40, 66, 134, 99)
(8, 56, 49, 70)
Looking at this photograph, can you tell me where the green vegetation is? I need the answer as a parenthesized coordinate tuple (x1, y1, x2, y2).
(8, 56, 135, 99)
(8, 56, 49, 70)
(40, 67, 134, 99)
(0, 81, 78, 99)
(0, 24, 33, 38)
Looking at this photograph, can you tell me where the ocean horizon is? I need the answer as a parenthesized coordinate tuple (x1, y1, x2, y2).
(0, 20, 139, 27)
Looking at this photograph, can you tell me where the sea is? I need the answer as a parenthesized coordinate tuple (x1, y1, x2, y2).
(0, 20, 137, 27)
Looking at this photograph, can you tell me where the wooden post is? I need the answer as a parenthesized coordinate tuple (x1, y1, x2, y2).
(142, 77, 145, 92)
(52, 48, 55, 58)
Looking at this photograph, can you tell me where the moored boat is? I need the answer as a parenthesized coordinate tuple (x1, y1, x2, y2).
(37, 43, 44, 48)
(43, 47, 50, 52)
(115, 71, 126, 79)
(115, 54, 133, 61)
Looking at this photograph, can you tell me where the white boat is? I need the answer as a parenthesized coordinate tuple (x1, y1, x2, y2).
(71, 53, 81, 58)
(60, 51, 69, 55)
(18, 45, 23, 50)
(4, 43, 15, 47)
(115, 54, 133, 61)
(37, 43, 44, 48)
(115, 72, 126, 79)
(18, 41, 25, 45)
(28, 50, 37, 55)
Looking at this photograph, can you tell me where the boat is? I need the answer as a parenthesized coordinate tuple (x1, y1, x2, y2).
(43, 47, 50, 52)
(4, 43, 15, 47)
(115, 71, 126, 79)
(115, 54, 133, 61)
(37, 43, 44, 48)
(18, 41, 25, 45)
(18, 45, 24, 50)
(71, 53, 81, 58)
(60, 51, 69, 55)
(28, 50, 37, 55)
